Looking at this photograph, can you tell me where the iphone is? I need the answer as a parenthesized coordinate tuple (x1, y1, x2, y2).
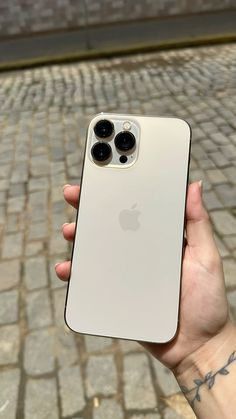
(64, 113, 191, 343)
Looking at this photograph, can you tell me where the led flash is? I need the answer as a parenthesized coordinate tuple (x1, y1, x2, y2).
(123, 121, 131, 131)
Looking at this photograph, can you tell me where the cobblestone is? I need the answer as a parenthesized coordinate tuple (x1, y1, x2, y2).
(203, 191, 223, 211)
(85, 336, 113, 352)
(130, 415, 160, 419)
(123, 353, 156, 410)
(93, 399, 124, 419)
(0, 290, 18, 324)
(25, 378, 59, 419)
(86, 355, 118, 397)
(2, 232, 23, 258)
(24, 329, 55, 375)
(223, 259, 236, 288)
(163, 408, 183, 419)
(55, 327, 79, 367)
(0, 260, 20, 291)
(27, 220, 48, 240)
(26, 289, 52, 329)
(24, 256, 48, 290)
(0, 325, 20, 365)
(59, 365, 85, 416)
(25, 241, 44, 256)
(152, 359, 180, 396)
(0, 368, 20, 419)
(53, 288, 67, 326)
(213, 209, 236, 234)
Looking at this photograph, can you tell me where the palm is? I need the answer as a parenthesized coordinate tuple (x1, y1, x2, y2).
(142, 243, 228, 370)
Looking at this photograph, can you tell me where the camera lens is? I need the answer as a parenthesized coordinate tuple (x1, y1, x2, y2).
(91, 142, 112, 162)
(115, 131, 135, 152)
(94, 119, 114, 138)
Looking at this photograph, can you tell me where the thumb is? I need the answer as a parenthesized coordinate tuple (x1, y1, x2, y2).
(185, 181, 220, 270)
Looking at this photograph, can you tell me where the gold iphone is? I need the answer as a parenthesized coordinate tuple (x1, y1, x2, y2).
(65, 113, 191, 343)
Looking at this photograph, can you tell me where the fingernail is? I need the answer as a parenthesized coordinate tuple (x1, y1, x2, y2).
(63, 184, 71, 191)
(198, 180, 203, 195)
(54, 263, 61, 270)
(62, 223, 69, 229)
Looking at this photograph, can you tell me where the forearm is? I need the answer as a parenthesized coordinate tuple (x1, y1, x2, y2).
(174, 322, 236, 419)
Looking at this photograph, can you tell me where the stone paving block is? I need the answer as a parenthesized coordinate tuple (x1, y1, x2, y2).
(203, 191, 223, 210)
(28, 177, 49, 191)
(206, 169, 227, 185)
(49, 231, 69, 255)
(85, 335, 113, 352)
(24, 329, 55, 375)
(0, 290, 18, 324)
(26, 289, 52, 329)
(214, 234, 230, 258)
(30, 155, 50, 176)
(53, 288, 67, 326)
(151, 358, 180, 396)
(130, 415, 160, 419)
(86, 355, 118, 397)
(227, 290, 236, 321)
(93, 399, 124, 419)
(198, 158, 215, 169)
(9, 183, 25, 197)
(2, 232, 23, 258)
(123, 353, 156, 410)
(7, 196, 25, 214)
(163, 408, 183, 419)
(210, 132, 229, 145)
(55, 327, 78, 367)
(0, 179, 9, 191)
(0, 260, 20, 291)
(24, 256, 48, 290)
(0, 325, 20, 365)
(222, 144, 236, 160)
(0, 190, 6, 204)
(223, 259, 236, 288)
(222, 167, 236, 185)
(58, 365, 85, 416)
(214, 184, 236, 207)
(209, 151, 229, 168)
(119, 339, 142, 353)
(28, 220, 48, 240)
(51, 211, 68, 231)
(25, 241, 44, 256)
(210, 211, 236, 235)
(25, 378, 59, 419)
(223, 235, 236, 250)
(0, 164, 11, 179)
(0, 368, 20, 419)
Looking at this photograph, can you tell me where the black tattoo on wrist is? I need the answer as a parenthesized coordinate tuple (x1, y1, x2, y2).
(180, 351, 236, 408)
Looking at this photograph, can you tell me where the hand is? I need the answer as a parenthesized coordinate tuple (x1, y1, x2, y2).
(55, 182, 232, 376)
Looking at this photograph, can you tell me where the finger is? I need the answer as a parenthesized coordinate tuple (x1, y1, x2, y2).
(63, 185, 80, 209)
(55, 261, 71, 281)
(62, 222, 76, 241)
(185, 181, 220, 269)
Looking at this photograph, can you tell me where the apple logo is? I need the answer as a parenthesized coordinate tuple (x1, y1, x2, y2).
(119, 204, 141, 231)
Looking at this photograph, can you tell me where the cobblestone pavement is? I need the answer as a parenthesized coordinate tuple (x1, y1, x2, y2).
(0, 43, 236, 419)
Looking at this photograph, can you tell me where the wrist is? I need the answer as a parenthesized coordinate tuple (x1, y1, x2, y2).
(174, 321, 236, 378)
(174, 321, 236, 415)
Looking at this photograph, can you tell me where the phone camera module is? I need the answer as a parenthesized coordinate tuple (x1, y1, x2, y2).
(94, 119, 114, 138)
(91, 142, 112, 163)
(115, 131, 136, 152)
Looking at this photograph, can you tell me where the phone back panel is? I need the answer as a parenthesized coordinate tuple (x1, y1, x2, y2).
(65, 114, 191, 343)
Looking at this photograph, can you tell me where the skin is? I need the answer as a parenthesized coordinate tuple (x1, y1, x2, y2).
(55, 181, 236, 417)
